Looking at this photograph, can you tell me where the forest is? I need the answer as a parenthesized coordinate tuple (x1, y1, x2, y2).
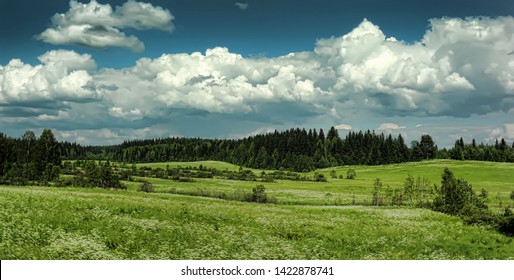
(59, 126, 514, 169)
(2, 127, 514, 181)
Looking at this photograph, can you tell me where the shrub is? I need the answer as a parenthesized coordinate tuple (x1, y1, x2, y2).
(499, 216, 514, 236)
(510, 191, 514, 200)
(261, 176, 274, 182)
(178, 177, 194, 182)
(314, 173, 327, 182)
(371, 178, 383, 206)
(138, 181, 155, 193)
(432, 168, 486, 215)
(251, 185, 268, 203)
(347, 169, 356, 179)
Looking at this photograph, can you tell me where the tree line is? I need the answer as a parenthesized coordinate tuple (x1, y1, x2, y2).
(2, 127, 514, 177)
(0, 130, 61, 185)
(60, 127, 514, 171)
(59, 127, 439, 172)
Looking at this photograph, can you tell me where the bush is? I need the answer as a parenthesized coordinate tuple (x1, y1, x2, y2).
(261, 176, 274, 182)
(499, 216, 514, 236)
(314, 173, 327, 182)
(138, 181, 155, 193)
(178, 177, 194, 182)
(372, 178, 383, 206)
(347, 169, 356, 179)
(251, 185, 268, 203)
(432, 168, 486, 215)
(510, 191, 514, 200)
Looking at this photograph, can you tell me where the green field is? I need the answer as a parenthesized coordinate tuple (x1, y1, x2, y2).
(1, 160, 513, 259)
(136, 159, 514, 208)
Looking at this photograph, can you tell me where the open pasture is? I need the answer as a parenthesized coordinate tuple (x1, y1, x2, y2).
(1, 185, 513, 260)
(135, 160, 514, 207)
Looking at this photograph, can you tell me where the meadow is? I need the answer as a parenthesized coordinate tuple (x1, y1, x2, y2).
(1, 159, 513, 259)
(136, 159, 514, 208)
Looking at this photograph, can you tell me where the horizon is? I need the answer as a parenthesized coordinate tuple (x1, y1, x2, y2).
(1, 0, 514, 147)
(3, 125, 512, 151)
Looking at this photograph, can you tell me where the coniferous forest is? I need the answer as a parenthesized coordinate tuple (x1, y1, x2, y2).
(2, 127, 514, 177)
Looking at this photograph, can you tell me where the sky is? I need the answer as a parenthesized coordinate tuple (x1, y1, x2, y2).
(1, 0, 514, 147)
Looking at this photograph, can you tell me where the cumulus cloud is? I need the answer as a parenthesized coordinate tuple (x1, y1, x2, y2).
(94, 47, 329, 116)
(0, 50, 100, 105)
(37, 0, 174, 51)
(377, 123, 406, 130)
(3, 16, 514, 144)
(316, 17, 514, 117)
(335, 124, 352, 130)
(235, 2, 249, 10)
(488, 123, 514, 141)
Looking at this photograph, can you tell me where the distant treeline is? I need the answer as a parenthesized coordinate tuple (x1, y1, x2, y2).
(60, 127, 514, 171)
(2, 127, 514, 173)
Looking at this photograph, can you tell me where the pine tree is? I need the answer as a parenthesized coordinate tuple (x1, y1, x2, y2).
(420, 134, 437, 159)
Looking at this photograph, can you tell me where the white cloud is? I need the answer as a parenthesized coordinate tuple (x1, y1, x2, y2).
(0, 50, 100, 105)
(488, 123, 514, 141)
(36, 110, 70, 121)
(377, 123, 406, 130)
(335, 124, 352, 130)
(37, 0, 174, 51)
(3, 16, 514, 144)
(235, 2, 249, 10)
(109, 106, 143, 120)
(97, 128, 120, 139)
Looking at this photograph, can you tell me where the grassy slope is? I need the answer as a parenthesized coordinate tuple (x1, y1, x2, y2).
(136, 160, 514, 207)
(1, 186, 513, 260)
(1, 159, 513, 260)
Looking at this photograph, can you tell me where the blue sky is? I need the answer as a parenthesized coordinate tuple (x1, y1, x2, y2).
(1, 0, 514, 147)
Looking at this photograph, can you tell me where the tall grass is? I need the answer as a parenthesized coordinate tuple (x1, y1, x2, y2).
(1, 186, 513, 260)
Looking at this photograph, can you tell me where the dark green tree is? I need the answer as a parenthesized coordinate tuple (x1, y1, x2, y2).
(432, 168, 486, 215)
(420, 134, 437, 159)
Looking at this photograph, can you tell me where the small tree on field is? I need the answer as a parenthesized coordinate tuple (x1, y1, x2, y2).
(432, 168, 487, 215)
(251, 185, 268, 203)
(372, 178, 383, 206)
(403, 174, 415, 206)
(347, 169, 356, 179)
(330, 170, 337, 179)
(138, 181, 155, 193)
(314, 173, 327, 182)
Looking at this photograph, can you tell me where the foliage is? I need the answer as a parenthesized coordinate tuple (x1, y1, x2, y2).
(346, 169, 356, 179)
(69, 161, 126, 190)
(372, 178, 383, 206)
(432, 168, 487, 216)
(138, 181, 155, 193)
(314, 173, 327, 182)
(250, 185, 268, 203)
(0, 129, 61, 185)
(55, 127, 446, 171)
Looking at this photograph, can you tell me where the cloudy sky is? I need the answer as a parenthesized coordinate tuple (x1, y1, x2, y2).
(1, 0, 514, 147)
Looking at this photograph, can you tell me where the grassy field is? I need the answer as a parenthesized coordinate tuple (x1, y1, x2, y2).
(136, 159, 514, 208)
(1, 159, 513, 259)
(1, 185, 513, 260)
